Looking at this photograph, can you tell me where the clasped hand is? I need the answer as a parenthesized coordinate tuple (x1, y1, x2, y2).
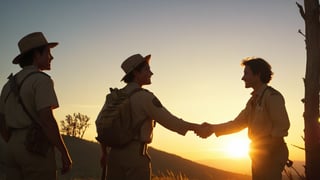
(193, 122, 215, 138)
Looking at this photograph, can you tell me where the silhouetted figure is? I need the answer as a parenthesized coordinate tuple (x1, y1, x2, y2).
(196, 57, 290, 180)
(0, 32, 72, 179)
(96, 54, 203, 180)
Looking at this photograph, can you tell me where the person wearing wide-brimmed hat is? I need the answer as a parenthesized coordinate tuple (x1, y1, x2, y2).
(96, 53, 203, 180)
(0, 32, 72, 179)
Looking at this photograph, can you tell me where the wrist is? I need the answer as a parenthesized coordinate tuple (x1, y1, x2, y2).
(188, 123, 198, 131)
(210, 124, 215, 132)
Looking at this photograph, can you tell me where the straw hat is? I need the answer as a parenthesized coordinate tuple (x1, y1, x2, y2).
(12, 32, 58, 64)
(121, 54, 151, 81)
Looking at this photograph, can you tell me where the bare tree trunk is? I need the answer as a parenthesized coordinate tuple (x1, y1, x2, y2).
(300, 0, 320, 179)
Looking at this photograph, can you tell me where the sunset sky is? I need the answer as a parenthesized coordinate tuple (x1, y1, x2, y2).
(0, 0, 308, 174)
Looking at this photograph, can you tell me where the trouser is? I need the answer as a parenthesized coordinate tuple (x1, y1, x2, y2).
(5, 129, 56, 180)
(250, 139, 288, 180)
(107, 142, 151, 180)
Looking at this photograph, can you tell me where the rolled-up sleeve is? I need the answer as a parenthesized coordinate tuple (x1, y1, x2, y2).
(34, 75, 59, 110)
(141, 92, 190, 135)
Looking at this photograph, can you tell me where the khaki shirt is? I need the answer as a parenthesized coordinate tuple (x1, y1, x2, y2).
(0, 66, 59, 128)
(102, 82, 191, 143)
(215, 84, 290, 141)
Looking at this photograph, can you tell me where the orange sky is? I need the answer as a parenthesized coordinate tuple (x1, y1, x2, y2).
(0, 0, 308, 175)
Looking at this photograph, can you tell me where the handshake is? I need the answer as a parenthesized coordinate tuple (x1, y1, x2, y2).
(191, 123, 216, 139)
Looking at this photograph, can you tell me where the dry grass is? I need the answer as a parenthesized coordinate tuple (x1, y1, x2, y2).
(152, 170, 189, 180)
(283, 160, 306, 180)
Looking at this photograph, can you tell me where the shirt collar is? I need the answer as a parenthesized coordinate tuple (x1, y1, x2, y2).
(124, 82, 141, 92)
(22, 65, 38, 71)
(251, 84, 268, 97)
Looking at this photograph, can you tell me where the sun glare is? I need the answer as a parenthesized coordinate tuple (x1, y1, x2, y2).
(225, 138, 250, 158)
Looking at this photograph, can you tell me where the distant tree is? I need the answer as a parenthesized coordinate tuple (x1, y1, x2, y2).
(296, 0, 320, 179)
(60, 112, 90, 139)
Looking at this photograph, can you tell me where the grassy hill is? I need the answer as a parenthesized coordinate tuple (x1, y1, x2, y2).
(57, 135, 250, 180)
(148, 147, 250, 180)
(0, 135, 250, 180)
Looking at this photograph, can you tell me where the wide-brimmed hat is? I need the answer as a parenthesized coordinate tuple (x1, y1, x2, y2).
(121, 54, 151, 81)
(12, 32, 58, 64)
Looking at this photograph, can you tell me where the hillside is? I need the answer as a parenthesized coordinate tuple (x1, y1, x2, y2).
(148, 146, 250, 180)
(58, 136, 250, 180)
(0, 136, 250, 180)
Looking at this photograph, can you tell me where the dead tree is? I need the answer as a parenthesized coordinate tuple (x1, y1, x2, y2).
(297, 0, 320, 179)
(60, 112, 90, 139)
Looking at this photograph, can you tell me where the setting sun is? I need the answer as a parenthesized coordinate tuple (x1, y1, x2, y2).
(225, 138, 250, 158)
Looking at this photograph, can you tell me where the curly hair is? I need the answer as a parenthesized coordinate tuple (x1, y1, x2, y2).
(241, 57, 273, 84)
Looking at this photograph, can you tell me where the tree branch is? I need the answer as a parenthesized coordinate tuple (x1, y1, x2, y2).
(298, 29, 306, 37)
(296, 2, 306, 20)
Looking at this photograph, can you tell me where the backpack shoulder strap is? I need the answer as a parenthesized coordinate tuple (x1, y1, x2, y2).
(127, 88, 149, 139)
(6, 71, 47, 124)
(5, 71, 46, 103)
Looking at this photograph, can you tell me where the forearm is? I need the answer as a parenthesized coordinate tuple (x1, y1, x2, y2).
(154, 112, 193, 135)
(163, 118, 194, 136)
(213, 121, 246, 137)
(37, 108, 70, 158)
(46, 120, 69, 155)
(188, 122, 200, 131)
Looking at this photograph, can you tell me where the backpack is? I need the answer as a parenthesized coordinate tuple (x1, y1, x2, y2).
(95, 87, 144, 147)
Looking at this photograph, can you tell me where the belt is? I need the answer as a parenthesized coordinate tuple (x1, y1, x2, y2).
(252, 136, 285, 147)
(129, 140, 148, 156)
